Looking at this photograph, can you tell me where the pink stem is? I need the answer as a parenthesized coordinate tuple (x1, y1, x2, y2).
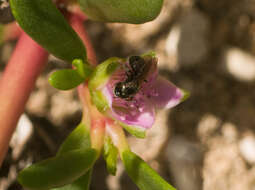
(0, 32, 49, 166)
(69, 13, 97, 66)
(70, 13, 107, 154)
(69, 5, 87, 21)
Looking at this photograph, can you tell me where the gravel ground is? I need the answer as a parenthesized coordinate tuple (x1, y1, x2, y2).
(1, 0, 255, 189)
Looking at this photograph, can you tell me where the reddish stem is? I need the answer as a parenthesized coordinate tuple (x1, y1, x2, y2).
(0, 32, 49, 166)
(69, 13, 97, 66)
(70, 13, 107, 154)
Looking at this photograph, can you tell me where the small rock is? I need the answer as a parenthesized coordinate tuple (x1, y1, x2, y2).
(239, 135, 255, 164)
(178, 8, 209, 65)
(167, 136, 203, 190)
(10, 114, 33, 160)
(49, 91, 81, 126)
(107, 0, 183, 49)
(203, 137, 249, 190)
(224, 47, 255, 81)
(197, 114, 221, 143)
(26, 90, 48, 116)
(165, 25, 181, 57)
(221, 122, 238, 143)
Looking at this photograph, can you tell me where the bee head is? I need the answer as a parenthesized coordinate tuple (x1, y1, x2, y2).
(129, 56, 145, 73)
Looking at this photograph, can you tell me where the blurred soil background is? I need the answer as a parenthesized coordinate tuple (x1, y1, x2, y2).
(1, 0, 255, 189)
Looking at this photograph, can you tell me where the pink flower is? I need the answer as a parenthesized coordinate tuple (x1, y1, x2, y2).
(100, 54, 188, 132)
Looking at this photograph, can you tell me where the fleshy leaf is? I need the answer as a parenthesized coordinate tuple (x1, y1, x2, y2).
(72, 59, 94, 79)
(49, 69, 85, 90)
(51, 124, 93, 190)
(10, 0, 86, 62)
(103, 137, 118, 175)
(51, 170, 93, 190)
(122, 150, 176, 190)
(18, 148, 97, 190)
(57, 123, 91, 155)
(78, 0, 164, 24)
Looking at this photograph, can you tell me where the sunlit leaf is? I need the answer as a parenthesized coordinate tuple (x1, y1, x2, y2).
(51, 124, 93, 190)
(103, 137, 118, 175)
(18, 148, 96, 190)
(57, 123, 91, 155)
(72, 59, 94, 79)
(122, 150, 176, 190)
(52, 170, 93, 190)
(78, 0, 164, 24)
(49, 69, 85, 90)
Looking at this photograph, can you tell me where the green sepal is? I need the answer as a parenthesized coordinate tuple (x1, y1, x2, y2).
(121, 150, 176, 190)
(180, 89, 190, 102)
(88, 57, 121, 111)
(88, 57, 121, 90)
(90, 90, 109, 112)
(51, 170, 93, 190)
(49, 69, 85, 90)
(18, 148, 97, 190)
(78, 0, 163, 24)
(103, 137, 118, 175)
(10, 0, 86, 62)
(119, 122, 146, 139)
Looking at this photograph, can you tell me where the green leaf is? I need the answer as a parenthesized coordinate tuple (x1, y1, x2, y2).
(122, 150, 176, 190)
(78, 0, 164, 24)
(57, 123, 91, 155)
(18, 148, 97, 190)
(72, 59, 94, 79)
(49, 69, 85, 90)
(10, 0, 86, 62)
(51, 170, 93, 190)
(51, 124, 93, 190)
(103, 137, 118, 175)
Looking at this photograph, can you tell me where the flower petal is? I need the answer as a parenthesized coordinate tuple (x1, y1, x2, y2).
(150, 77, 186, 109)
(102, 86, 155, 129)
(110, 104, 155, 129)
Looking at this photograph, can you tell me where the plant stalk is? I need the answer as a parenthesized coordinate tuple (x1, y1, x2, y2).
(0, 32, 48, 166)
(69, 13, 97, 66)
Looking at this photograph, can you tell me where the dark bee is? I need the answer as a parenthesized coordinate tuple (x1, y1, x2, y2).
(114, 55, 152, 100)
